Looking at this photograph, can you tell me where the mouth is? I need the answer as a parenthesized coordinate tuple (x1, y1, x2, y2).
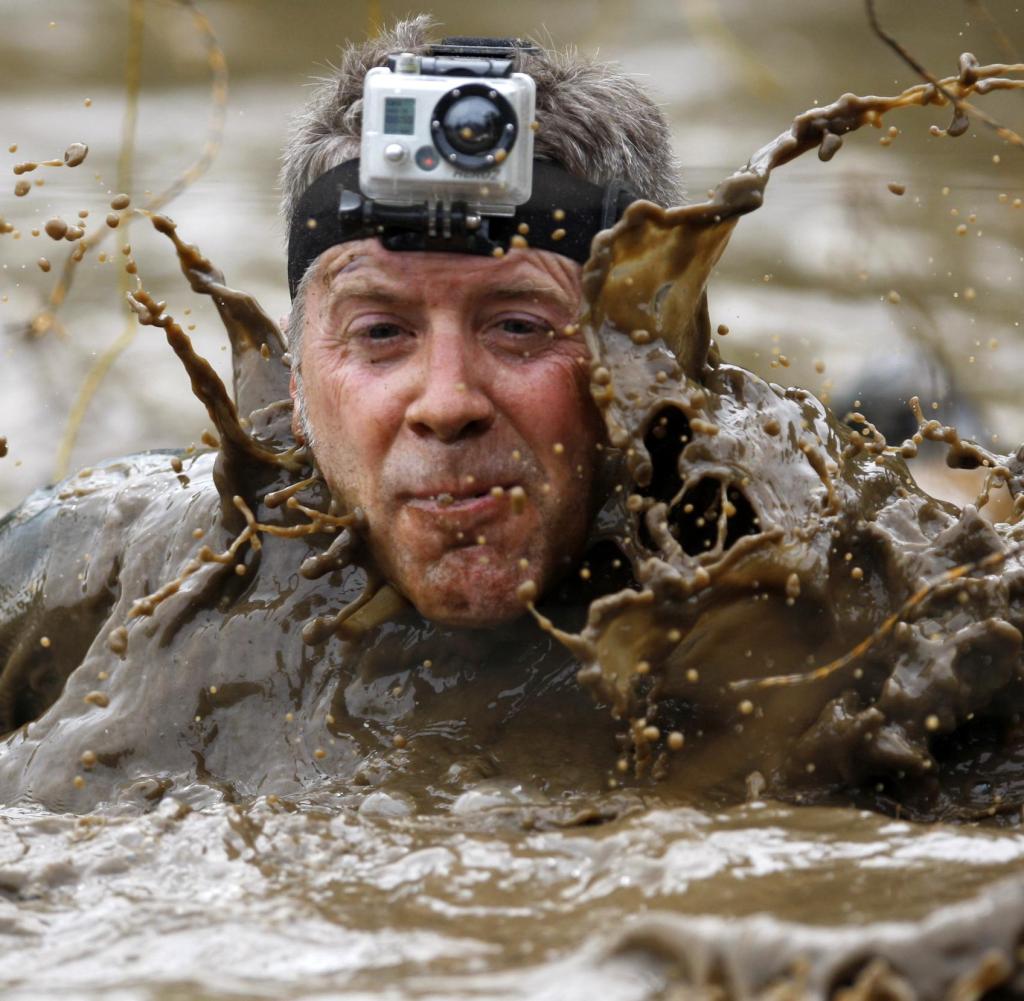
(409, 484, 504, 507)
(403, 481, 524, 522)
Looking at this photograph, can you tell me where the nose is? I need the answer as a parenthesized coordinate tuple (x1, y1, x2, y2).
(404, 329, 496, 443)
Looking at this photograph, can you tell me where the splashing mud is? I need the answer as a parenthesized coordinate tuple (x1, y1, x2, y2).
(3, 46, 1024, 1001)
(530, 55, 1024, 824)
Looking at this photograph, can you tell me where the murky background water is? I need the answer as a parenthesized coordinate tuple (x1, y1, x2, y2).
(2, 1, 1024, 998)
(2, 0, 1023, 515)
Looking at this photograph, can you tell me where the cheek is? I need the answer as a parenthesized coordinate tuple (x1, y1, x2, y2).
(305, 365, 404, 486)
(507, 356, 598, 468)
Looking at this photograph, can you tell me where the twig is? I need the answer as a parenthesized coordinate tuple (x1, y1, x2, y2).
(866, 0, 1023, 147)
(965, 0, 1021, 64)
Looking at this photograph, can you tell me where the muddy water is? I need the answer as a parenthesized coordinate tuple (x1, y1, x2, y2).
(3, 797, 1024, 1001)
(4, 66, 1024, 996)
(4, 6, 1024, 1001)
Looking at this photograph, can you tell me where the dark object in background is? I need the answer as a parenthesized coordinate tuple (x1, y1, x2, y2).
(831, 352, 986, 446)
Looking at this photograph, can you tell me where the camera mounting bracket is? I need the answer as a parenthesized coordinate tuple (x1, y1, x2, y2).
(337, 188, 498, 254)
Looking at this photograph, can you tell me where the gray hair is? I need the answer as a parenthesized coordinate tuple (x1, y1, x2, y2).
(282, 16, 682, 391)
(281, 16, 681, 227)
(287, 263, 318, 447)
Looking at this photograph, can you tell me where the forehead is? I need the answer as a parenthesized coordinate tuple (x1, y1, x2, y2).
(314, 238, 582, 300)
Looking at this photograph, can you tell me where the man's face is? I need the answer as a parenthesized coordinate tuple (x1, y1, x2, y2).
(291, 238, 602, 627)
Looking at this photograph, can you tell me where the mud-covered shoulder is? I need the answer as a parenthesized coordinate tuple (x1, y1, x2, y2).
(0, 449, 218, 734)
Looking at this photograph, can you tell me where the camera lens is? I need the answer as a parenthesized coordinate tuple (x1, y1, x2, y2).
(431, 83, 517, 171)
(441, 96, 503, 155)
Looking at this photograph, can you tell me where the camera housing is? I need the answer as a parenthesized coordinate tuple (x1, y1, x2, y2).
(359, 49, 536, 215)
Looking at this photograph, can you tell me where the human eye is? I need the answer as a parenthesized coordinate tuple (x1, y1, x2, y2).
(348, 315, 410, 343)
(484, 311, 566, 359)
(363, 321, 405, 341)
(344, 316, 415, 360)
(497, 316, 549, 336)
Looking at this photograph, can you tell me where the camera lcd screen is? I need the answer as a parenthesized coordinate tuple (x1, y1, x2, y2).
(384, 97, 416, 135)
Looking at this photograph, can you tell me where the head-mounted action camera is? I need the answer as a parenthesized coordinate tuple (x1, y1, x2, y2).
(360, 37, 538, 212)
(287, 37, 640, 298)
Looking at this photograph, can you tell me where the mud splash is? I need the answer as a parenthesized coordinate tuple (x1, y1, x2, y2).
(3, 46, 1024, 1001)
(521, 56, 1024, 823)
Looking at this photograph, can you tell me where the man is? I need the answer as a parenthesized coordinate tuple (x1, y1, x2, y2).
(0, 20, 683, 809)
(279, 16, 680, 627)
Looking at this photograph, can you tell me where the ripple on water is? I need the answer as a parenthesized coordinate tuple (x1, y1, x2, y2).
(1, 796, 1024, 999)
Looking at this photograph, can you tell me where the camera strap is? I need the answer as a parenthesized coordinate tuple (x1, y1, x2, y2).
(287, 159, 638, 298)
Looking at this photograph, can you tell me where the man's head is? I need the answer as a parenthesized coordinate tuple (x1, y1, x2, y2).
(282, 18, 680, 627)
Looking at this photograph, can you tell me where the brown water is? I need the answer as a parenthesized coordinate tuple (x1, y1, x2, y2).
(4, 4, 1024, 999)
(3, 797, 1024, 1000)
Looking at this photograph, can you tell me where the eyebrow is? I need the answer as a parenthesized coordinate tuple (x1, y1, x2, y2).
(326, 275, 410, 306)
(484, 281, 574, 306)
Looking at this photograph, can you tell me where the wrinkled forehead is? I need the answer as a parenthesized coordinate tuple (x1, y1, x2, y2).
(310, 237, 583, 306)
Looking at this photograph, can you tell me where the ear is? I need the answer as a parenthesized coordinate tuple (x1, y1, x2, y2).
(289, 371, 306, 444)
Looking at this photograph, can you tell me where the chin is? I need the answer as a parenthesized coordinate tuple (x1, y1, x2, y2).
(403, 555, 534, 629)
(418, 602, 526, 630)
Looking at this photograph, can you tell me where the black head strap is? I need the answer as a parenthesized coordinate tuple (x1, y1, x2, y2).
(287, 159, 638, 298)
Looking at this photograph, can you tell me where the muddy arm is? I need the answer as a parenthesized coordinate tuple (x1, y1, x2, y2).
(0, 454, 179, 735)
(0, 495, 78, 731)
